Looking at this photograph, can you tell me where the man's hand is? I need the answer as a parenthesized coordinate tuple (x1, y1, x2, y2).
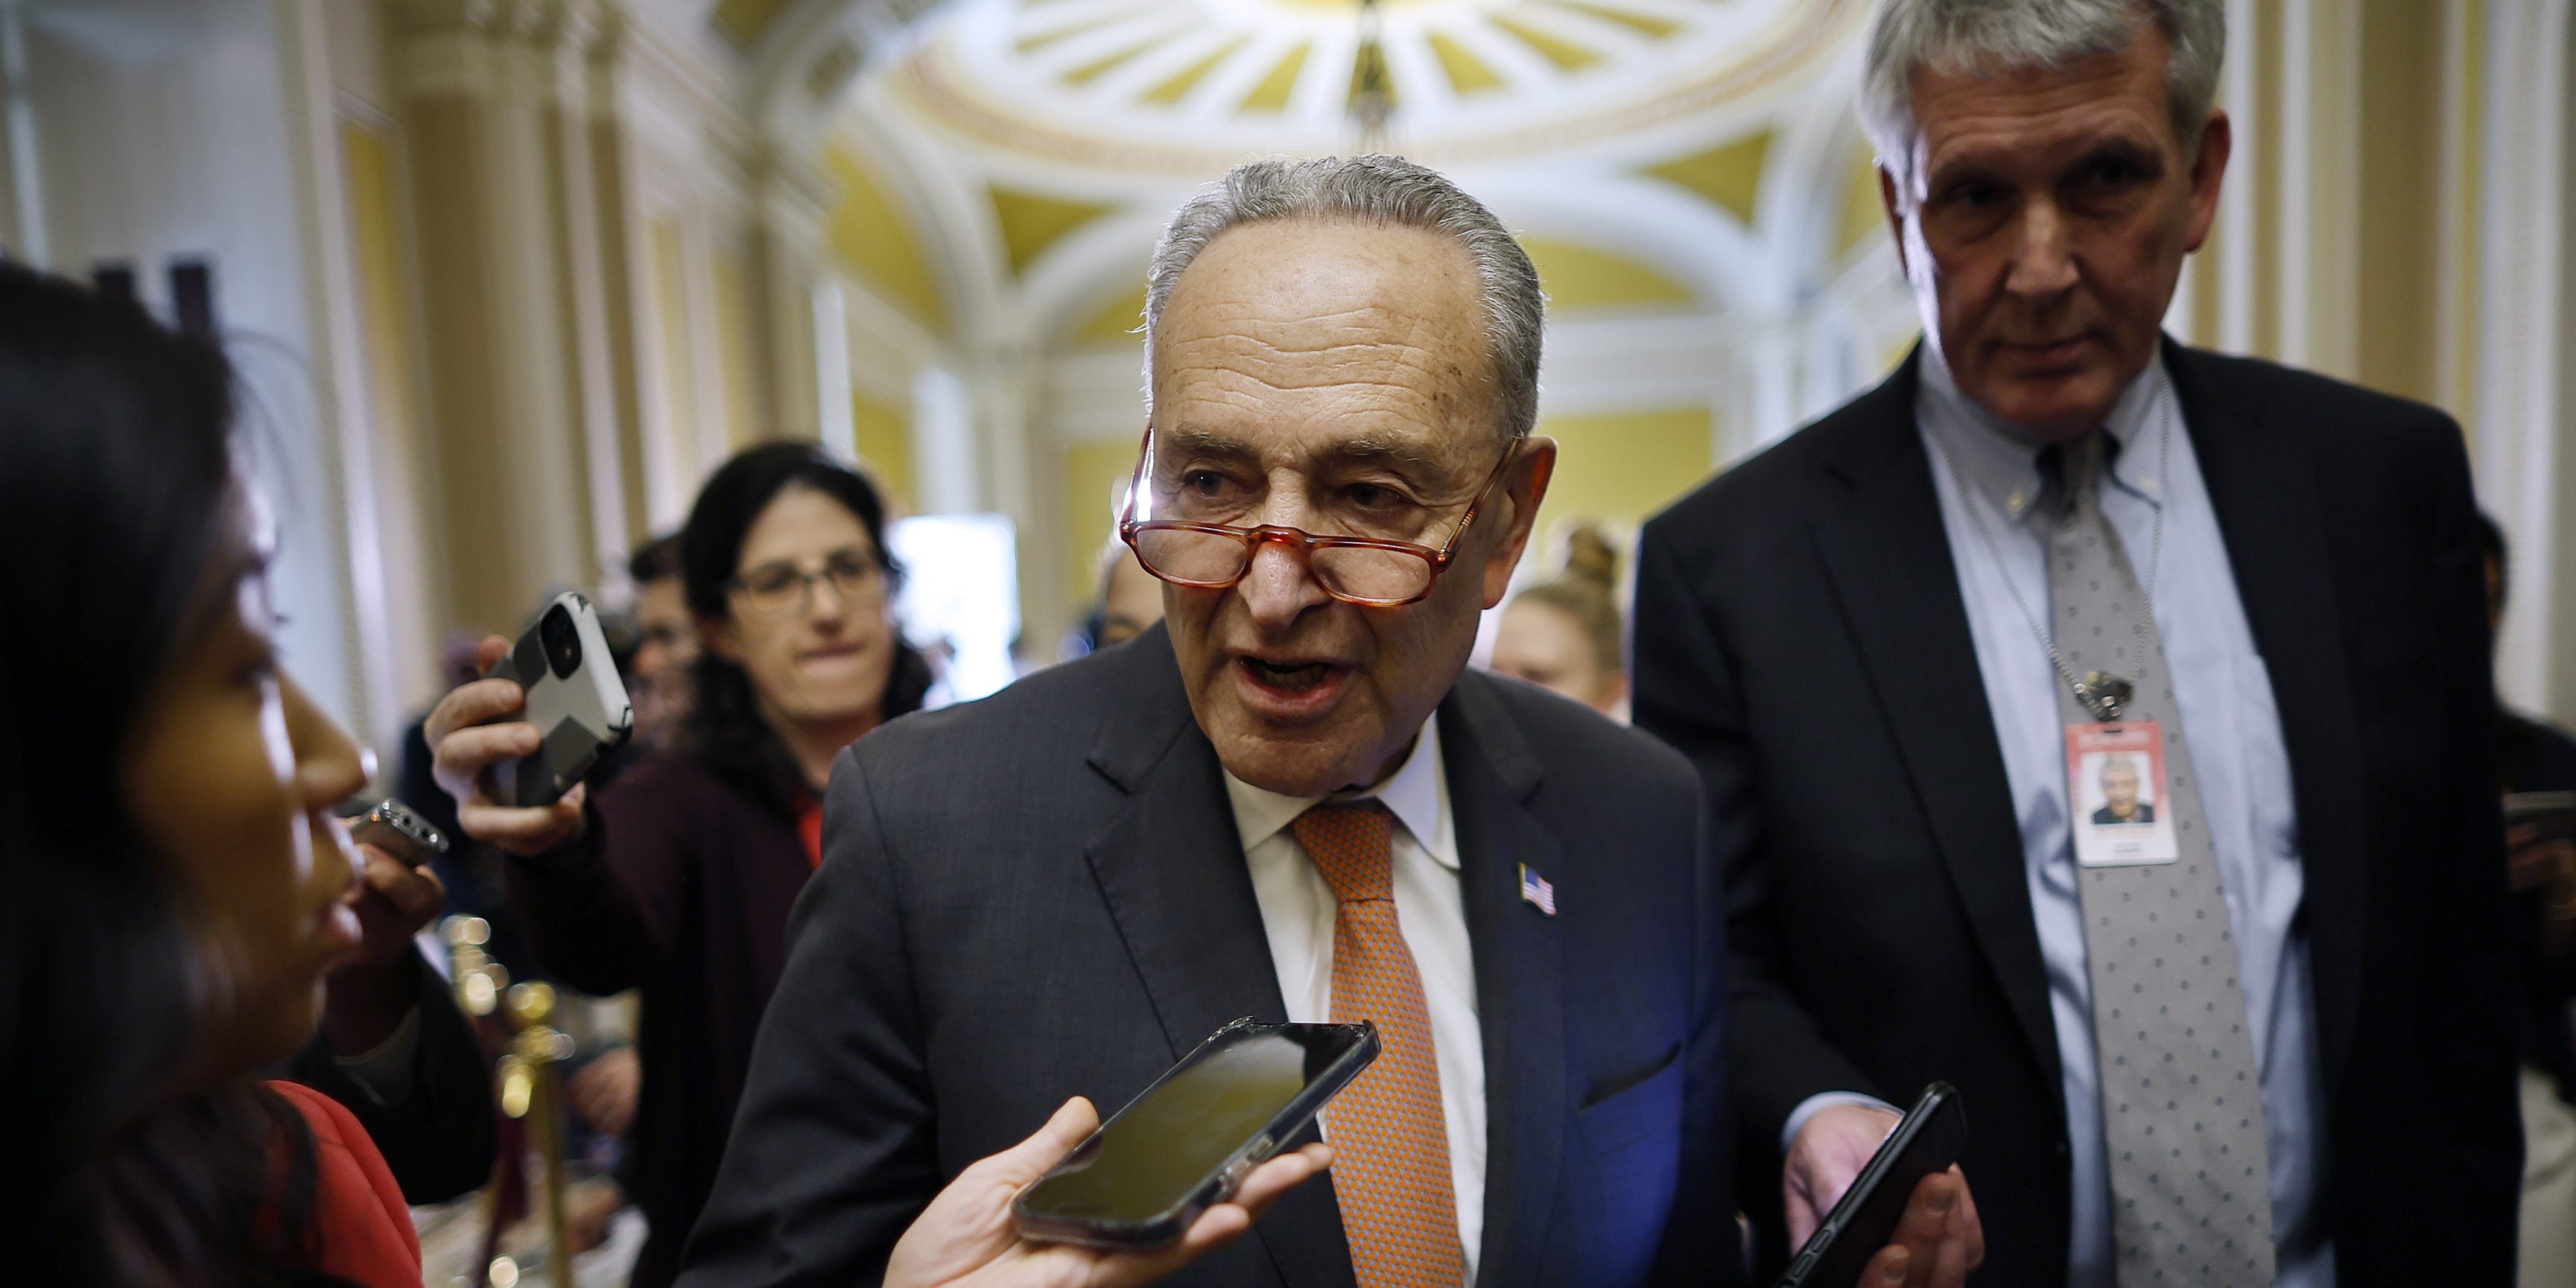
(1786, 1104, 1984, 1287)
(319, 841, 448, 1054)
(571, 1046, 642, 1137)
(425, 635, 589, 858)
(1856, 1170, 1983, 1287)
(1785, 1104, 1900, 1249)
(883, 1097, 1332, 1288)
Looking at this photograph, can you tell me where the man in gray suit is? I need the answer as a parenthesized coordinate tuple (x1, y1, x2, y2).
(676, 156, 1974, 1287)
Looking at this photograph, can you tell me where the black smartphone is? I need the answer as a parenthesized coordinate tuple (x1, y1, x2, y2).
(349, 799, 449, 867)
(1776, 1083, 1970, 1288)
(482, 592, 633, 807)
(1013, 1018, 1379, 1249)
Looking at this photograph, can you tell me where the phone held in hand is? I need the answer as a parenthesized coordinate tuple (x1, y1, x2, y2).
(349, 799, 449, 867)
(1014, 1018, 1379, 1249)
(482, 591, 634, 808)
(2507, 791, 2576, 839)
(1777, 1083, 1970, 1288)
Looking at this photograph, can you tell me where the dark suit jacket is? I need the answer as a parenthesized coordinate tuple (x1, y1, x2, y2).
(505, 753, 815, 1288)
(1631, 343, 2522, 1286)
(2088, 804, 2153, 825)
(676, 626, 1740, 1287)
(283, 948, 497, 1204)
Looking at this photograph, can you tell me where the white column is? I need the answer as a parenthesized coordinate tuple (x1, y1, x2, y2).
(275, 0, 399, 749)
(2474, 0, 2573, 715)
(545, 0, 633, 594)
(814, 279, 856, 461)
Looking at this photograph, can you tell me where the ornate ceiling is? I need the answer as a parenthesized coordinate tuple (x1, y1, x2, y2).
(886, 0, 1869, 175)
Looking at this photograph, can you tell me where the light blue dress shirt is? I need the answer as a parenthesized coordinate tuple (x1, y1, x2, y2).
(1788, 350, 2332, 1288)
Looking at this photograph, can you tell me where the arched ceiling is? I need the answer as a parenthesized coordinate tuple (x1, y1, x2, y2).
(781, 0, 1902, 367)
(886, 0, 1869, 174)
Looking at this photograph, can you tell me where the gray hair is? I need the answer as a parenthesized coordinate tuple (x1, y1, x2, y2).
(1143, 154, 1544, 441)
(1860, 0, 2227, 191)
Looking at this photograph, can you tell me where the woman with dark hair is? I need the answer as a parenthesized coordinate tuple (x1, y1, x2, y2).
(0, 263, 1318, 1288)
(425, 444, 933, 1287)
(0, 264, 431, 1284)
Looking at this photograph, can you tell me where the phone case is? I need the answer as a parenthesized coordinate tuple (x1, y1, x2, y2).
(483, 592, 634, 808)
(1013, 1018, 1380, 1249)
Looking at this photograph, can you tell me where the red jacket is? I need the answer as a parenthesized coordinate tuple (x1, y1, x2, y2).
(267, 1079, 421, 1287)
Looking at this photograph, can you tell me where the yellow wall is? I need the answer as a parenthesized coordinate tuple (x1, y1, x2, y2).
(713, 249, 761, 449)
(1518, 237, 1695, 311)
(1532, 407, 1716, 537)
(990, 186, 1117, 276)
(1062, 439, 1143, 612)
(344, 124, 420, 492)
(1071, 283, 1149, 345)
(824, 145, 947, 331)
(854, 387, 916, 513)
(1644, 129, 1771, 225)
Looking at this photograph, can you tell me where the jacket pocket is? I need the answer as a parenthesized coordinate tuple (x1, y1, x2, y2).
(1579, 1042, 1683, 1158)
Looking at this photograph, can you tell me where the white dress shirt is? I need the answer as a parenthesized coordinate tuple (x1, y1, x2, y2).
(1224, 717, 1487, 1283)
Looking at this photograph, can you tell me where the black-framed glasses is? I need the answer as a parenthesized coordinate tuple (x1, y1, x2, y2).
(727, 547, 885, 619)
(1117, 426, 1520, 608)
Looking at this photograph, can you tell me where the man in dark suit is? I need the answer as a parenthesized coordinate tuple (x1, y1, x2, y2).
(675, 156, 1975, 1288)
(1631, 2, 2521, 1286)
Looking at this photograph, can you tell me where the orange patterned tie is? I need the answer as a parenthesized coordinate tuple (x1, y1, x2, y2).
(1292, 801, 1468, 1288)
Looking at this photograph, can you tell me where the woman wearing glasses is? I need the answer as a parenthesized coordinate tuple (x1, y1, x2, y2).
(427, 442, 932, 1288)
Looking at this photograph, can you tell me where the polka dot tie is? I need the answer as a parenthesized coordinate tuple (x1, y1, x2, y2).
(2047, 434, 2275, 1287)
(1292, 801, 1468, 1288)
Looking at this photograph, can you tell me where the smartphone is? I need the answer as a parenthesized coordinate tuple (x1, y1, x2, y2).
(1776, 1083, 1970, 1288)
(1014, 1018, 1380, 1249)
(350, 799, 449, 867)
(482, 592, 634, 808)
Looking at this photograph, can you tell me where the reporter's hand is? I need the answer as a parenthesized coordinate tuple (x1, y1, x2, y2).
(320, 841, 448, 1054)
(343, 842, 447, 971)
(1855, 1169, 1984, 1288)
(1784, 1104, 1901, 1250)
(570, 1046, 641, 1137)
(884, 1097, 1332, 1288)
(425, 635, 587, 857)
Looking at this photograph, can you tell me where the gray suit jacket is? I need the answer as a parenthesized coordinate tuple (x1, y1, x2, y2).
(676, 625, 1739, 1287)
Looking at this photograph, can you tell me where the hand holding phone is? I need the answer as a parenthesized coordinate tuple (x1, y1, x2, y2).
(1779, 1084, 1978, 1288)
(479, 593, 632, 808)
(885, 1096, 1332, 1288)
(426, 594, 633, 858)
(1015, 1018, 1378, 1248)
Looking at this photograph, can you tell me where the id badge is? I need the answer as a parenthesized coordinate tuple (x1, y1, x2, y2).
(2066, 720, 2179, 866)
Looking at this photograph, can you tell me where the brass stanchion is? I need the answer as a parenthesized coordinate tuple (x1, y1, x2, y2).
(444, 916, 577, 1288)
(505, 980, 576, 1288)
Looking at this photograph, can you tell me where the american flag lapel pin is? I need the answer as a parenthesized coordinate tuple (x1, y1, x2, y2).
(1518, 863, 1557, 917)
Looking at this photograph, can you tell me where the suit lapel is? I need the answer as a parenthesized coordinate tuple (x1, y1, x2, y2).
(1807, 355, 2063, 1096)
(1080, 628, 1356, 1288)
(1438, 675, 1567, 1288)
(2165, 343, 2367, 1088)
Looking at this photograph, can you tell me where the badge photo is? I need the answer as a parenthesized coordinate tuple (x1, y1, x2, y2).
(2065, 721, 2180, 866)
